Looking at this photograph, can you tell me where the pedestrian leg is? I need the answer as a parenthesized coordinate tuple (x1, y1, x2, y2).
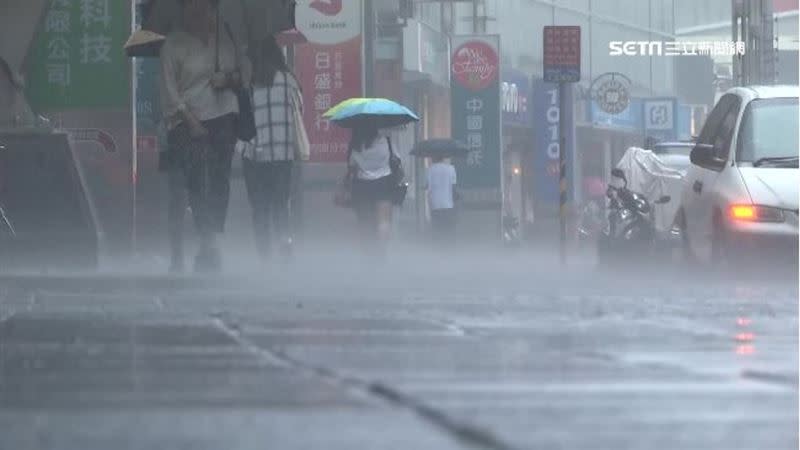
(202, 115, 236, 271)
(167, 167, 187, 272)
(271, 161, 293, 261)
(183, 140, 215, 272)
(243, 158, 272, 261)
(206, 117, 236, 235)
(376, 200, 393, 261)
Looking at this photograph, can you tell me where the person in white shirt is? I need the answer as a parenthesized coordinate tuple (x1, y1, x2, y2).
(347, 125, 397, 258)
(159, 0, 247, 273)
(427, 156, 458, 241)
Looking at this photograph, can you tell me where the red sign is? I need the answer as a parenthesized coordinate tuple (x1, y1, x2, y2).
(310, 0, 343, 15)
(452, 41, 499, 91)
(296, 0, 363, 163)
(774, 0, 799, 13)
(543, 26, 581, 83)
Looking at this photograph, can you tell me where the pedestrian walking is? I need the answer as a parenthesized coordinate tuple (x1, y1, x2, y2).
(426, 156, 458, 243)
(347, 125, 400, 259)
(160, 0, 248, 273)
(239, 35, 309, 263)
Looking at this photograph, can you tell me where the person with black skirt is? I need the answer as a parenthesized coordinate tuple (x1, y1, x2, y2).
(347, 125, 398, 259)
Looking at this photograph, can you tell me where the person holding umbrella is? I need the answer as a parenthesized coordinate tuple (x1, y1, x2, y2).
(410, 139, 468, 244)
(427, 155, 458, 243)
(239, 34, 308, 263)
(159, 0, 247, 273)
(346, 124, 399, 259)
(325, 98, 418, 259)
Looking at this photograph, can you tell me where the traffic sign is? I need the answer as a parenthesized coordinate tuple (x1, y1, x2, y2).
(543, 26, 581, 83)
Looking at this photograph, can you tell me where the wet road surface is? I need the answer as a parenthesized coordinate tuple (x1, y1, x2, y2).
(0, 251, 797, 450)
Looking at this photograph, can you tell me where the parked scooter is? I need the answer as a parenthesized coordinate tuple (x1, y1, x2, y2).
(577, 198, 606, 244)
(597, 168, 671, 264)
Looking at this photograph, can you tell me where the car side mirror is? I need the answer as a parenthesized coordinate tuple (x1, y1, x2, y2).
(690, 144, 721, 169)
(611, 168, 626, 181)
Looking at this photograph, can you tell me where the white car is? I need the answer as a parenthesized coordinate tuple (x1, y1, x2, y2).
(677, 85, 799, 264)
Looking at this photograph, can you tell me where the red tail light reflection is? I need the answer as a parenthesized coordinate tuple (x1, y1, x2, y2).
(736, 345, 756, 355)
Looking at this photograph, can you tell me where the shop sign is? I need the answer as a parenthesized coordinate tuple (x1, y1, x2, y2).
(543, 26, 581, 83)
(643, 97, 678, 141)
(402, 18, 450, 87)
(26, 0, 130, 110)
(296, 0, 363, 163)
(533, 79, 575, 206)
(591, 73, 631, 115)
(589, 98, 643, 131)
(451, 35, 502, 194)
(501, 68, 531, 128)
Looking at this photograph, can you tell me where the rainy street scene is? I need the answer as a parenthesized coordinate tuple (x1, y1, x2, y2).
(0, 0, 799, 449)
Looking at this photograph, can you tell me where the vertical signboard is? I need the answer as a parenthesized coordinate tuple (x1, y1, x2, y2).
(543, 26, 581, 83)
(295, 0, 363, 163)
(26, 0, 130, 111)
(451, 35, 501, 199)
(532, 79, 575, 206)
(501, 68, 531, 127)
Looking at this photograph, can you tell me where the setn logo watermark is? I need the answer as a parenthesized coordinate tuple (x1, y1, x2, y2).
(609, 41, 746, 57)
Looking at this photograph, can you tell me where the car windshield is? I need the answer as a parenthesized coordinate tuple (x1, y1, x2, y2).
(737, 98, 799, 163)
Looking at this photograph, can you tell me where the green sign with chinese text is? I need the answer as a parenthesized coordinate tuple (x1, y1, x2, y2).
(26, 0, 130, 111)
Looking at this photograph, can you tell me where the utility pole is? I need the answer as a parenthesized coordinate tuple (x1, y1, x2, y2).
(472, 0, 488, 33)
(733, 0, 775, 86)
(363, 0, 375, 96)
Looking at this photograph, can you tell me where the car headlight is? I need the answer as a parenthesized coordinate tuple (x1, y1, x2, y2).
(729, 205, 785, 223)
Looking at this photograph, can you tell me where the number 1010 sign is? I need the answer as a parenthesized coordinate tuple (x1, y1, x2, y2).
(545, 88, 560, 163)
(533, 79, 574, 205)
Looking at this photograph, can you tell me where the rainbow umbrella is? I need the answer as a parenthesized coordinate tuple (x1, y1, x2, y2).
(324, 98, 419, 129)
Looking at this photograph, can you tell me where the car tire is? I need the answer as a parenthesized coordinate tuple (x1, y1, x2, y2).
(711, 210, 733, 271)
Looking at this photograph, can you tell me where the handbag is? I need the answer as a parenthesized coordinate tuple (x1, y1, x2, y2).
(385, 137, 408, 206)
(289, 83, 311, 161)
(220, 21, 257, 142)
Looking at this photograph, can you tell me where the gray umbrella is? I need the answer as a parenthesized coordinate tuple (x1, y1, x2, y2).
(410, 139, 470, 158)
(126, 0, 295, 57)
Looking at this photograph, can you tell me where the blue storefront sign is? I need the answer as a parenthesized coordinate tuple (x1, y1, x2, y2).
(588, 98, 644, 131)
(502, 68, 531, 128)
(643, 97, 679, 142)
(533, 78, 575, 206)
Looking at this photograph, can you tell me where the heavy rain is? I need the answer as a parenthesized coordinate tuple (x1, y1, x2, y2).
(0, 1, 798, 449)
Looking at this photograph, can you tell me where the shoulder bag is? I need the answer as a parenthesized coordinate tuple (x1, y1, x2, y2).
(385, 137, 408, 206)
(220, 20, 257, 142)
